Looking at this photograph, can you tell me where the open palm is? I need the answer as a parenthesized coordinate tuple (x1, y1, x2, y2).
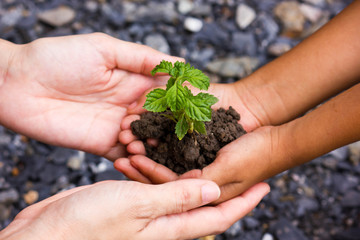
(0, 33, 181, 160)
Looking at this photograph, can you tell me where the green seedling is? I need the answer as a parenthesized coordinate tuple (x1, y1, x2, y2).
(144, 60, 219, 140)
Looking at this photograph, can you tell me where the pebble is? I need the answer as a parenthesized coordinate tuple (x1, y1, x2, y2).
(23, 190, 39, 205)
(349, 141, 360, 166)
(274, 2, 306, 37)
(144, 34, 171, 54)
(206, 57, 259, 78)
(341, 190, 360, 208)
(177, 0, 194, 14)
(0, 6, 23, 27)
(300, 4, 324, 23)
(262, 233, 274, 240)
(0, 189, 19, 204)
(67, 151, 85, 171)
(0, 204, 11, 221)
(231, 32, 257, 56)
(236, 4, 256, 29)
(267, 42, 291, 56)
(184, 17, 203, 32)
(37, 5, 76, 27)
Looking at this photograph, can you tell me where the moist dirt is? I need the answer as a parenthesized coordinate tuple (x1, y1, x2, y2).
(131, 107, 246, 174)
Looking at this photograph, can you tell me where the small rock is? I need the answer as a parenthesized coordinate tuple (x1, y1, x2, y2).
(341, 190, 360, 208)
(0, 6, 23, 27)
(231, 32, 257, 56)
(101, 4, 125, 27)
(270, 218, 309, 240)
(225, 220, 243, 237)
(177, 0, 194, 14)
(195, 23, 229, 48)
(349, 141, 360, 166)
(329, 146, 349, 161)
(262, 233, 274, 240)
(236, 4, 256, 29)
(144, 34, 170, 54)
(300, 4, 323, 23)
(267, 42, 291, 56)
(244, 216, 260, 229)
(0, 204, 11, 221)
(85, 1, 98, 13)
(50, 148, 77, 165)
(38, 5, 76, 27)
(0, 188, 19, 204)
(190, 3, 212, 17)
(184, 17, 203, 32)
(206, 57, 259, 78)
(274, 2, 306, 37)
(296, 197, 319, 217)
(23, 190, 39, 205)
(67, 151, 85, 171)
(303, 0, 326, 7)
(123, 2, 178, 23)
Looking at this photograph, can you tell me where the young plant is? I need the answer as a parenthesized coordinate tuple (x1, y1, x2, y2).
(144, 60, 218, 140)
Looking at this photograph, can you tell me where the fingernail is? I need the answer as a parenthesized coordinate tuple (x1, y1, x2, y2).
(201, 183, 220, 204)
(128, 101, 138, 110)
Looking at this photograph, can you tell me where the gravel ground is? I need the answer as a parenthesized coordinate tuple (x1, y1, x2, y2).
(1, 0, 359, 239)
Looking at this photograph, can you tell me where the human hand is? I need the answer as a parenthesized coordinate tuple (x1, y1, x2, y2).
(0, 180, 270, 240)
(0, 33, 182, 160)
(114, 82, 271, 186)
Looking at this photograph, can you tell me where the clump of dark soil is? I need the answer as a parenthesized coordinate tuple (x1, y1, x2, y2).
(131, 107, 246, 174)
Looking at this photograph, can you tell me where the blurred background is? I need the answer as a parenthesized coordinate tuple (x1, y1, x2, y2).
(0, 0, 359, 239)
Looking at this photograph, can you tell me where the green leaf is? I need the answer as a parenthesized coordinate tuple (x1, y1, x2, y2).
(196, 93, 219, 107)
(193, 121, 207, 134)
(143, 89, 168, 112)
(151, 60, 173, 76)
(166, 82, 189, 111)
(175, 113, 189, 140)
(181, 65, 210, 90)
(185, 94, 212, 121)
(166, 76, 176, 90)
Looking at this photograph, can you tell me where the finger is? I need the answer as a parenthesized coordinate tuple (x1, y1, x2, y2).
(215, 182, 251, 204)
(144, 182, 270, 239)
(130, 155, 178, 184)
(146, 179, 221, 217)
(113, 158, 151, 183)
(120, 115, 140, 131)
(127, 90, 149, 114)
(179, 169, 202, 179)
(127, 141, 146, 155)
(107, 35, 184, 75)
(119, 130, 138, 145)
(146, 138, 158, 147)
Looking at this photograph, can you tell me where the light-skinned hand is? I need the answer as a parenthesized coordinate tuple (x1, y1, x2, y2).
(0, 180, 270, 240)
(0, 33, 182, 160)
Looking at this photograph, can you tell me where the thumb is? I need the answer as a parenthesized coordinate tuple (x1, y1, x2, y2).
(127, 91, 148, 114)
(148, 179, 221, 217)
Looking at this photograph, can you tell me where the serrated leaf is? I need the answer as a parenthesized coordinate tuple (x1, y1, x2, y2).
(143, 89, 168, 112)
(181, 66, 210, 90)
(166, 82, 188, 111)
(196, 93, 219, 106)
(175, 113, 189, 140)
(193, 121, 207, 134)
(166, 76, 176, 90)
(185, 95, 212, 121)
(151, 60, 173, 76)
